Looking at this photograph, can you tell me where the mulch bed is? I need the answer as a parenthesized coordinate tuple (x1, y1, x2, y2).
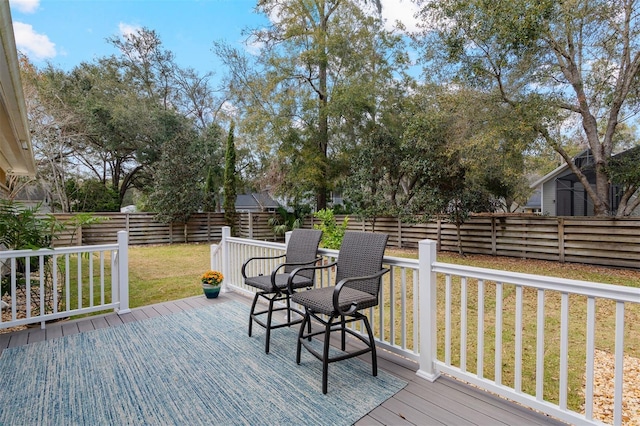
(583, 349, 640, 425)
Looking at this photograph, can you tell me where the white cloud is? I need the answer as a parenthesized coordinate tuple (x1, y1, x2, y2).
(244, 38, 264, 56)
(9, 0, 39, 14)
(119, 22, 142, 39)
(13, 21, 56, 60)
(380, 0, 422, 34)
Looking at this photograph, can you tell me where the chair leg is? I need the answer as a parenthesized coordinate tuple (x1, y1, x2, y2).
(286, 296, 292, 324)
(296, 311, 309, 364)
(340, 315, 346, 350)
(322, 317, 334, 394)
(248, 292, 261, 337)
(362, 315, 377, 377)
(264, 297, 275, 354)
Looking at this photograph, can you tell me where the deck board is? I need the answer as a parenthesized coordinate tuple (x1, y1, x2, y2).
(0, 332, 9, 350)
(62, 322, 80, 337)
(77, 319, 96, 333)
(7, 330, 29, 348)
(390, 388, 477, 425)
(0, 292, 567, 425)
(131, 309, 150, 322)
(367, 404, 419, 425)
(103, 313, 124, 327)
(354, 414, 384, 426)
(26, 328, 46, 344)
(90, 316, 109, 330)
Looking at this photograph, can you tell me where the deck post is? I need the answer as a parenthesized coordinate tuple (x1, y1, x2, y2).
(416, 239, 440, 382)
(221, 226, 231, 293)
(116, 230, 131, 314)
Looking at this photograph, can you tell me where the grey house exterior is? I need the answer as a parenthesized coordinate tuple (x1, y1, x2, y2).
(530, 149, 632, 216)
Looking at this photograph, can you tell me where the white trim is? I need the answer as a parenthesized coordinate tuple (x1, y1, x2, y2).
(0, 2, 36, 177)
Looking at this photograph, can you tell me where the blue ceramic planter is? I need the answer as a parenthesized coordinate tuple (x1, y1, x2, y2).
(202, 284, 221, 299)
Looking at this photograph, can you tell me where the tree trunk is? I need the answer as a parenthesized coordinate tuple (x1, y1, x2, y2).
(315, 0, 332, 212)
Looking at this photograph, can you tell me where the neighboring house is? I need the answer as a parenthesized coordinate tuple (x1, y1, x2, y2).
(530, 149, 634, 216)
(234, 192, 280, 213)
(520, 188, 541, 214)
(0, 2, 36, 195)
(12, 184, 51, 212)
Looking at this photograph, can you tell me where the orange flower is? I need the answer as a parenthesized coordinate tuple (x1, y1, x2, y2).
(201, 270, 224, 286)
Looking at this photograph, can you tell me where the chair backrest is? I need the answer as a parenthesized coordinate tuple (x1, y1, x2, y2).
(284, 229, 323, 278)
(335, 231, 389, 296)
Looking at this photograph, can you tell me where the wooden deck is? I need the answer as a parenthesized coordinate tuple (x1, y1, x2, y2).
(1, 292, 565, 425)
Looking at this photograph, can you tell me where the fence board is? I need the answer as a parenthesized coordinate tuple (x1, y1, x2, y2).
(45, 212, 640, 269)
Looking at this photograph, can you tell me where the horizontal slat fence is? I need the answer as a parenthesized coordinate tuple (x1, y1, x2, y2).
(50, 213, 229, 246)
(306, 214, 640, 269)
(236, 212, 280, 241)
(48, 212, 640, 269)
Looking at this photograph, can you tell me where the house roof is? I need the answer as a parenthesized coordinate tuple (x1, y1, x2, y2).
(530, 163, 569, 189)
(530, 148, 638, 189)
(252, 192, 279, 208)
(529, 149, 590, 189)
(235, 194, 261, 210)
(0, 3, 36, 179)
(524, 188, 541, 208)
(235, 193, 280, 211)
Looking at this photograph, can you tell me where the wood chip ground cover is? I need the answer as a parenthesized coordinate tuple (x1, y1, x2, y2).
(584, 349, 640, 425)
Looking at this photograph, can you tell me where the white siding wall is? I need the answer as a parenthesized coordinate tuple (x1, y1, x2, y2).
(541, 179, 556, 215)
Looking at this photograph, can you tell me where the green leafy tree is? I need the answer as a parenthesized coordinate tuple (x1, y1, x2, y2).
(313, 208, 349, 249)
(65, 178, 120, 212)
(215, 0, 410, 211)
(146, 111, 204, 228)
(202, 166, 218, 212)
(25, 27, 225, 213)
(416, 0, 640, 216)
(223, 123, 238, 232)
(345, 85, 509, 220)
(34, 58, 161, 209)
(19, 55, 75, 212)
(606, 146, 640, 216)
(268, 205, 311, 237)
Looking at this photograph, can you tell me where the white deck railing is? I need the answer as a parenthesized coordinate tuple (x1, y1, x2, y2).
(0, 231, 130, 330)
(213, 226, 640, 426)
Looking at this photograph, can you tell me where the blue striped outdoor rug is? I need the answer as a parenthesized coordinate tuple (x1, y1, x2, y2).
(0, 300, 406, 425)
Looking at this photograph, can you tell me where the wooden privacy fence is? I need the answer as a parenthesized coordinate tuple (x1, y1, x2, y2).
(51, 212, 640, 269)
(318, 214, 640, 269)
(52, 212, 229, 246)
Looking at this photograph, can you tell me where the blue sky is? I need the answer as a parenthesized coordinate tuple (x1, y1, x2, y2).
(9, 0, 420, 79)
(9, 0, 268, 77)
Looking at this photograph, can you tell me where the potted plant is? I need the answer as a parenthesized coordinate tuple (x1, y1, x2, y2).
(201, 270, 223, 299)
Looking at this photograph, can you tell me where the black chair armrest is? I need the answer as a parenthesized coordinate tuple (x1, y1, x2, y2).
(286, 260, 337, 295)
(241, 253, 286, 279)
(333, 268, 390, 315)
(267, 257, 323, 292)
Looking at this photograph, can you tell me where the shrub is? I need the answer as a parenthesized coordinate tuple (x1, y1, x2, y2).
(313, 208, 348, 249)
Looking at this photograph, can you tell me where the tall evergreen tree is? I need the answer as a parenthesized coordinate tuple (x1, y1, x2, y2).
(223, 123, 237, 233)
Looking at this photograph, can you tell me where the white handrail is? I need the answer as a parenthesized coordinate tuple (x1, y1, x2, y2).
(218, 235, 638, 425)
(0, 232, 130, 330)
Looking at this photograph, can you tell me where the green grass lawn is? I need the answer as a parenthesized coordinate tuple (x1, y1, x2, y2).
(122, 244, 640, 308)
(43, 244, 211, 315)
(128, 243, 212, 307)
